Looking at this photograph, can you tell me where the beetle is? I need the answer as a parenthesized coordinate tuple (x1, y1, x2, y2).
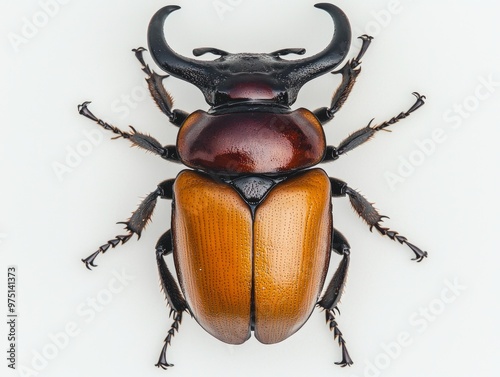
(78, 3, 428, 369)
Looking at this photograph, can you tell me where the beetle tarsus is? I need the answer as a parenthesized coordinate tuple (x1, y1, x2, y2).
(326, 309, 353, 367)
(78, 102, 131, 139)
(371, 92, 426, 132)
(353, 34, 373, 66)
(82, 250, 101, 270)
(77, 101, 98, 121)
(81, 233, 133, 269)
(372, 223, 428, 262)
(156, 311, 183, 369)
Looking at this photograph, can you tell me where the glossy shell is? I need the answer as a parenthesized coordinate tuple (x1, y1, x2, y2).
(172, 168, 332, 344)
(177, 108, 326, 174)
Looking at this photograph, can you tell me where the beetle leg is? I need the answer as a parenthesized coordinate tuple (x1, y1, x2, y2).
(329, 177, 428, 262)
(82, 180, 175, 269)
(318, 229, 353, 367)
(77, 102, 181, 163)
(156, 311, 183, 369)
(133, 47, 188, 127)
(323, 92, 426, 162)
(318, 229, 350, 310)
(155, 230, 188, 313)
(314, 35, 373, 124)
(325, 309, 353, 367)
(155, 230, 189, 369)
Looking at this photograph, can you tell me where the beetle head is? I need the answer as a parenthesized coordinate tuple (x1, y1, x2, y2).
(148, 3, 351, 108)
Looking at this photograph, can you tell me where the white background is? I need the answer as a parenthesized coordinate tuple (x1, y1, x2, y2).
(1, 0, 499, 376)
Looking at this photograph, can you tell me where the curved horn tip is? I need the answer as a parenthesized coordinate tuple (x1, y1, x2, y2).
(150, 5, 181, 28)
(313, 2, 350, 22)
(162, 5, 181, 12)
(314, 3, 338, 11)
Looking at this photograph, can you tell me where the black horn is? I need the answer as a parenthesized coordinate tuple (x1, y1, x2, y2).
(147, 3, 352, 107)
(147, 5, 218, 88)
(282, 3, 351, 86)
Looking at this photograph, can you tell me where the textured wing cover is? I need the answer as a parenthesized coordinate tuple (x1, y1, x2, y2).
(173, 169, 331, 344)
(253, 169, 331, 343)
(173, 170, 253, 344)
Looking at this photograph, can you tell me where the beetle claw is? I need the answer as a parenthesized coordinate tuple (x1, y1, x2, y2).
(155, 361, 174, 369)
(83, 260, 96, 270)
(132, 46, 147, 53)
(406, 241, 428, 262)
(412, 252, 428, 263)
(358, 34, 374, 41)
(82, 250, 101, 270)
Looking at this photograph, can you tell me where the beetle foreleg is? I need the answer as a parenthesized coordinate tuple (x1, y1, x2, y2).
(133, 47, 188, 127)
(314, 35, 373, 124)
(155, 230, 189, 369)
(322, 92, 426, 162)
(318, 229, 353, 367)
(82, 180, 175, 269)
(77, 102, 181, 163)
(330, 180, 428, 262)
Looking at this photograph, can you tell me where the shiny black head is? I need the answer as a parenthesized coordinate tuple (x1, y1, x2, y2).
(148, 3, 351, 108)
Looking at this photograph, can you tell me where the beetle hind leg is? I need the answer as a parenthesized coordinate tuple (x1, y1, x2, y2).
(318, 229, 353, 367)
(155, 230, 189, 369)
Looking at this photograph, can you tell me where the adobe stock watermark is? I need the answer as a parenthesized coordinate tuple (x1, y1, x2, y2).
(354, 0, 403, 38)
(385, 74, 499, 191)
(111, 80, 150, 119)
(8, 0, 72, 53)
(350, 277, 466, 377)
(52, 128, 104, 182)
(212, 0, 245, 21)
(212, 1, 403, 32)
(18, 269, 135, 377)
